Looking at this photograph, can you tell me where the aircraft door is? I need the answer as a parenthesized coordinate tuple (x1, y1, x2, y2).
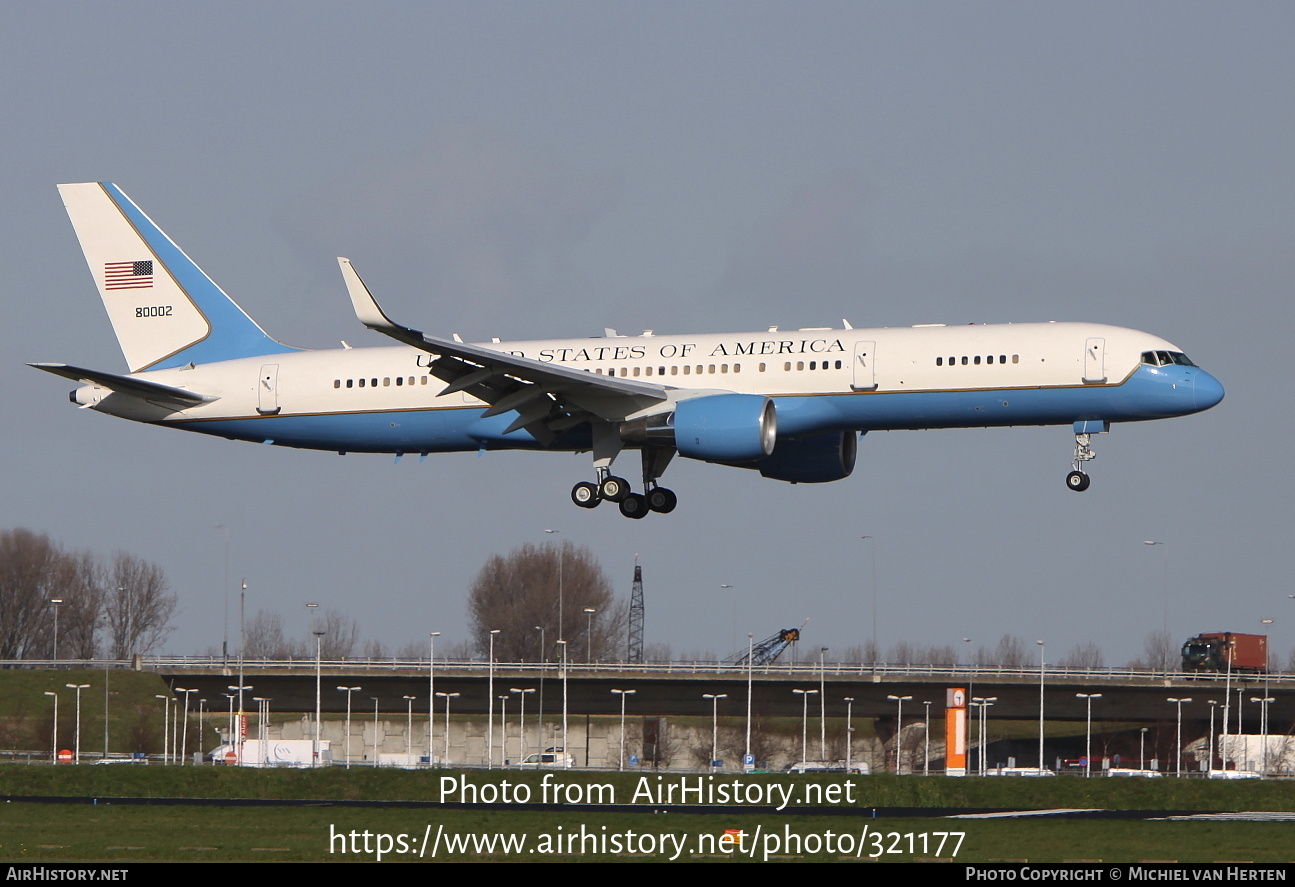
(1083, 338, 1106, 383)
(257, 364, 281, 415)
(851, 341, 877, 391)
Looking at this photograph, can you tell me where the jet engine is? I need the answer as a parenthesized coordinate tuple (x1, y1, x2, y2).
(755, 430, 858, 483)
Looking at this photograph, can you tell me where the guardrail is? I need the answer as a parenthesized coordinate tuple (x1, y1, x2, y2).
(5, 657, 1289, 684)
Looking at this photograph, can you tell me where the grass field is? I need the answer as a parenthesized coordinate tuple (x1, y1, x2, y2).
(2, 671, 1293, 863)
(2, 767, 1293, 862)
(2, 802, 1293, 863)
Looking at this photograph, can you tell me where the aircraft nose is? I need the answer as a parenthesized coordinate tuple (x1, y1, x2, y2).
(1193, 370, 1225, 411)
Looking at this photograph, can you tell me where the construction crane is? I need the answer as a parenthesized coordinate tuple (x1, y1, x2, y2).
(727, 619, 808, 666)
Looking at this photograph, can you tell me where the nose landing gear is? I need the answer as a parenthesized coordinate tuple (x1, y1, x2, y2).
(1065, 428, 1099, 492)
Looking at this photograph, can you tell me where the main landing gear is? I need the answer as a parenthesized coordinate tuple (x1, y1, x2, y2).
(571, 447, 678, 518)
(570, 470, 678, 518)
(1065, 431, 1097, 492)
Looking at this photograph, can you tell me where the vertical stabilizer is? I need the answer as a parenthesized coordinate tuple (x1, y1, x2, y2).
(57, 183, 299, 371)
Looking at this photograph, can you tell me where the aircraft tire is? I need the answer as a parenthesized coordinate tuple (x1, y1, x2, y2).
(599, 475, 630, 502)
(619, 493, 649, 519)
(646, 487, 678, 513)
(1065, 470, 1091, 492)
(571, 481, 601, 508)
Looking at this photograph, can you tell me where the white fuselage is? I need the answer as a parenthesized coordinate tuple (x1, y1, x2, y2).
(79, 319, 1216, 456)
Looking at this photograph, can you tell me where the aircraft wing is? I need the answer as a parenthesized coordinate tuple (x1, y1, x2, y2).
(338, 258, 669, 443)
(29, 363, 219, 410)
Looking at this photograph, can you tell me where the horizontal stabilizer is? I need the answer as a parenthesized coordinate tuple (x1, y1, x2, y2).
(28, 363, 218, 409)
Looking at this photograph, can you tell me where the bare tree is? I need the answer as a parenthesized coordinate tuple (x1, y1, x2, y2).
(103, 552, 177, 657)
(394, 639, 426, 659)
(318, 609, 359, 659)
(1128, 630, 1176, 672)
(643, 642, 674, 663)
(467, 541, 621, 661)
(243, 608, 292, 657)
(0, 529, 73, 659)
(1059, 641, 1105, 670)
(57, 551, 103, 659)
(974, 634, 1029, 668)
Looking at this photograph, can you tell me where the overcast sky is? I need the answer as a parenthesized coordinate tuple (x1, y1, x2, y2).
(3, 2, 1291, 667)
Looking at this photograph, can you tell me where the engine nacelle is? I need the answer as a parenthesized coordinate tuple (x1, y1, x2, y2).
(756, 430, 858, 483)
(672, 394, 777, 464)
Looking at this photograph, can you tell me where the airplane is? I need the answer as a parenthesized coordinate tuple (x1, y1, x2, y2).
(33, 182, 1225, 518)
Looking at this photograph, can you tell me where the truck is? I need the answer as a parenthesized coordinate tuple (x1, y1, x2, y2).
(207, 739, 331, 767)
(1180, 632, 1267, 673)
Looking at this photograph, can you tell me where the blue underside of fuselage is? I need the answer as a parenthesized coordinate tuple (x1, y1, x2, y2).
(166, 365, 1220, 454)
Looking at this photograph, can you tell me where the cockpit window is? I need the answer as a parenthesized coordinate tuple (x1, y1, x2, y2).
(1141, 350, 1196, 367)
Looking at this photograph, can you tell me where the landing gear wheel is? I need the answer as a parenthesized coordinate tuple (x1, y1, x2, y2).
(619, 493, 649, 519)
(646, 487, 677, 514)
(571, 481, 601, 508)
(1066, 470, 1091, 492)
(599, 475, 630, 502)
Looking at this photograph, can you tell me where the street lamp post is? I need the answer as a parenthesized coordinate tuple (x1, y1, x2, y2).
(844, 697, 855, 773)
(49, 598, 63, 662)
(922, 700, 932, 775)
(313, 628, 326, 767)
(227, 683, 252, 765)
(428, 631, 440, 766)
(338, 686, 360, 769)
(487, 629, 501, 769)
(253, 697, 270, 766)
(177, 688, 197, 765)
(744, 633, 754, 770)
(887, 695, 912, 774)
(155, 694, 171, 764)
(43, 691, 57, 763)
(971, 697, 997, 776)
(498, 695, 510, 766)
(66, 683, 89, 763)
(610, 689, 635, 771)
(583, 608, 596, 662)
(818, 647, 829, 761)
(1037, 640, 1046, 773)
(1076, 693, 1102, 777)
(703, 694, 726, 770)
(223, 694, 235, 761)
(544, 529, 563, 636)
(557, 640, 569, 763)
(403, 696, 417, 758)
(1167, 697, 1192, 777)
(792, 689, 816, 763)
(436, 691, 459, 763)
(1222, 636, 1235, 770)
(534, 625, 546, 756)
(1250, 695, 1274, 775)
(511, 688, 535, 764)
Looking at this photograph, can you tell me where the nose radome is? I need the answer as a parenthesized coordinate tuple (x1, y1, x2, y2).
(1193, 370, 1225, 411)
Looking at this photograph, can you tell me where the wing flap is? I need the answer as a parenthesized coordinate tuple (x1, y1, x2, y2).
(337, 258, 670, 440)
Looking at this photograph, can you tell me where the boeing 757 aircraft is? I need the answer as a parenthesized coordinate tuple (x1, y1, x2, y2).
(33, 183, 1224, 518)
